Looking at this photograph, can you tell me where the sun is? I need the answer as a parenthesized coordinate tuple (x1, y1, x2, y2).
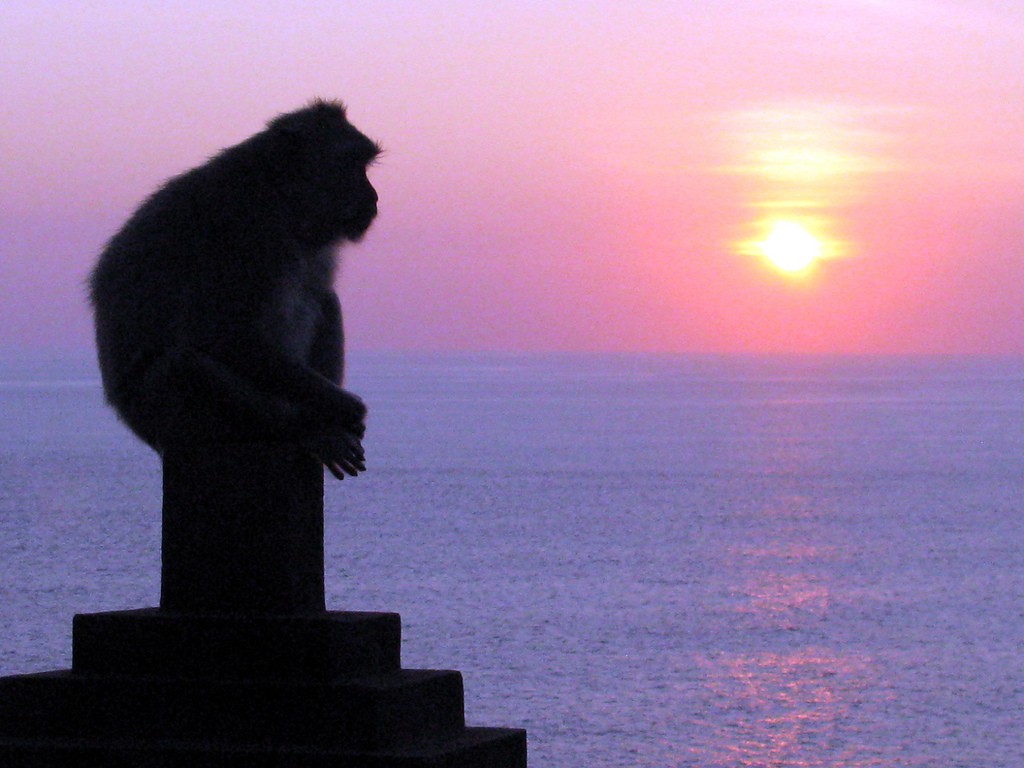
(757, 221, 822, 273)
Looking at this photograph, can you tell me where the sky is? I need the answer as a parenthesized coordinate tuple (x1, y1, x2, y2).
(2, 0, 1023, 356)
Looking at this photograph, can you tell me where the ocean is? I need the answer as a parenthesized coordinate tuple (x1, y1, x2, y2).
(0, 353, 1021, 766)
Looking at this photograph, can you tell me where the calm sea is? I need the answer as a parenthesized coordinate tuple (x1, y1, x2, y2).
(1, 353, 1022, 767)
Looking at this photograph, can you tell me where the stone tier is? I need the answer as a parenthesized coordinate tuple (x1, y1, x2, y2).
(0, 609, 527, 767)
(73, 609, 402, 682)
(0, 727, 526, 768)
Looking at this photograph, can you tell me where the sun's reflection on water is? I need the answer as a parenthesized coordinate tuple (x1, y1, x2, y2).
(684, 416, 889, 767)
(734, 570, 831, 628)
(695, 647, 875, 767)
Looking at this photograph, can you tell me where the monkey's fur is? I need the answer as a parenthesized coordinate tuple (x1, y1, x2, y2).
(90, 100, 380, 480)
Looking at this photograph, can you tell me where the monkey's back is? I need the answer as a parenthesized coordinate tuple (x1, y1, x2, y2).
(91, 182, 196, 416)
(89, 143, 288, 421)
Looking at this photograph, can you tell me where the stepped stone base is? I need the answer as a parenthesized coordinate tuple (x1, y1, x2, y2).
(0, 609, 527, 767)
(0, 444, 527, 765)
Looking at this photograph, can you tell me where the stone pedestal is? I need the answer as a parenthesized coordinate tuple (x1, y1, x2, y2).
(0, 443, 527, 766)
(161, 444, 327, 614)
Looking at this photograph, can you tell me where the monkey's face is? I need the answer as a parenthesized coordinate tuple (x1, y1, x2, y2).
(271, 103, 381, 246)
(309, 115, 381, 243)
(331, 157, 379, 242)
(292, 132, 379, 246)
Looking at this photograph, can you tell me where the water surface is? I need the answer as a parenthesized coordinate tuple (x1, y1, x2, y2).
(1, 354, 1021, 766)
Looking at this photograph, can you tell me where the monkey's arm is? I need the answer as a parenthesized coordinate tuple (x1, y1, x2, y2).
(179, 263, 364, 465)
(309, 291, 344, 384)
(302, 292, 362, 479)
(193, 313, 365, 434)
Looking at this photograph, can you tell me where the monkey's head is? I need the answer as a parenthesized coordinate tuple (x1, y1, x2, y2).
(265, 100, 381, 247)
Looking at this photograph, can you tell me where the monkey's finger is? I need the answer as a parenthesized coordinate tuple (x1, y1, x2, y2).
(313, 452, 346, 480)
(334, 455, 362, 477)
(324, 460, 347, 481)
(341, 432, 365, 460)
(322, 445, 363, 476)
(345, 440, 365, 463)
(323, 437, 364, 467)
(341, 444, 365, 472)
(312, 449, 355, 480)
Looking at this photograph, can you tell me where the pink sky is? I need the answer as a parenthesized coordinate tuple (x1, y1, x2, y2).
(2, 1, 1023, 355)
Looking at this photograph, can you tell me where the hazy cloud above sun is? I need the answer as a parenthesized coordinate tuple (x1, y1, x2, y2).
(719, 102, 907, 196)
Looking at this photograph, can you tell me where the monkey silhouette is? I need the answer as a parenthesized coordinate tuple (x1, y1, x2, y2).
(90, 100, 380, 480)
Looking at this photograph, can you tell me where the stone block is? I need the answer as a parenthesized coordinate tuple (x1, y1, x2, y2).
(160, 443, 326, 614)
(0, 726, 527, 767)
(0, 667, 464, 749)
(73, 609, 401, 681)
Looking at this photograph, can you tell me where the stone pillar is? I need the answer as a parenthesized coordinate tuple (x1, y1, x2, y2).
(160, 443, 325, 614)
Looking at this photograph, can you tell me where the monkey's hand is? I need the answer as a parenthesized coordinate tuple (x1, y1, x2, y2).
(310, 389, 366, 480)
(307, 430, 365, 481)
(327, 389, 367, 439)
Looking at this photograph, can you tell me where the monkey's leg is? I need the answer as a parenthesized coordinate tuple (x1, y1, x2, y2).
(198, 336, 367, 434)
(120, 349, 270, 447)
(174, 348, 366, 475)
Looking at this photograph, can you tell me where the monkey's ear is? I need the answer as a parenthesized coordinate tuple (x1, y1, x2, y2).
(268, 100, 348, 137)
(308, 97, 347, 117)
